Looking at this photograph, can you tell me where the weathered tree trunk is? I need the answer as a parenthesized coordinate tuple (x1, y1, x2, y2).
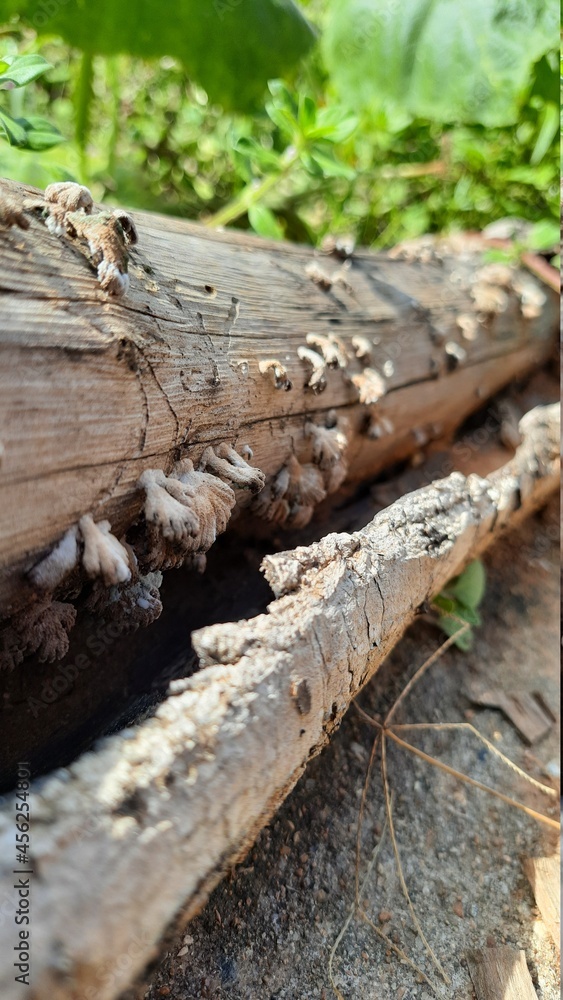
(0, 402, 558, 1000)
(0, 179, 557, 622)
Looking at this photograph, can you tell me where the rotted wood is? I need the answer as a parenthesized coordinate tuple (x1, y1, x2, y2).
(0, 178, 557, 621)
(0, 402, 557, 1000)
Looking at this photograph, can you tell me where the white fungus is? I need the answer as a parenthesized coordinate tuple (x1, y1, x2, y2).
(258, 359, 293, 391)
(28, 526, 79, 591)
(306, 333, 349, 369)
(351, 367, 387, 405)
(79, 515, 132, 587)
(297, 345, 327, 393)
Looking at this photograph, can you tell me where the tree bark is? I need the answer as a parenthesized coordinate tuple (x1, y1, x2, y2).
(0, 402, 557, 1000)
(0, 179, 557, 619)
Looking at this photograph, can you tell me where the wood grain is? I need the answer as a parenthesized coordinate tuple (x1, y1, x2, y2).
(466, 947, 537, 1000)
(524, 854, 560, 954)
(0, 179, 557, 616)
(0, 402, 557, 1000)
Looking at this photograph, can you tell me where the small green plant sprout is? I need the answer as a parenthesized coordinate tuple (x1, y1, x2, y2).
(206, 80, 358, 233)
(0, 54, 63, 150)
(432, 558, 486, 651)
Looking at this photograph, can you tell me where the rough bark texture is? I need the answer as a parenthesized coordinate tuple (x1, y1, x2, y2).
(0, 179, 557, 619)
(0, 402, 557, 1000)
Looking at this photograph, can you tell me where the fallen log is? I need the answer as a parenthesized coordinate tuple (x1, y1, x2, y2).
(0, 401, 557, 1000)
(0, 179, 557, 643)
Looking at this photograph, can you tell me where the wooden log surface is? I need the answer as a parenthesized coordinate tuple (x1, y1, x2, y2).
(0, 401, 558, 1000)
(0, 179, 558, 618)
(466, 947, 538, 1000)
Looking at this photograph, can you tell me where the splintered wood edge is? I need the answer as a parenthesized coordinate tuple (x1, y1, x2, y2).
(523, 855, 561, 954)
(466, 947, 538, 1000)
(0, 403, 558, 1000)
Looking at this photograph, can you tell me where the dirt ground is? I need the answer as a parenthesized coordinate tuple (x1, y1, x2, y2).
(123, 496, 560, 1000)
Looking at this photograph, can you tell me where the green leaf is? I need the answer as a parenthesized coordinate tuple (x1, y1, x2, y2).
(530, 102, 559, 165)
(0, 53, 52, 88)
(247, 203, 284, 239)
(14, 115, 64, 150)
(322, 0, 558, 126)
(307, 148, 356, 179)
(307, 107, 358, 143)
(0, 108, 28, 146)
(449, 560, 486, 610)
(12, 0, 316, 111)
(437, 613, 474, 651)
(0, 107, 63, 149)
(526, 219, 560, 251)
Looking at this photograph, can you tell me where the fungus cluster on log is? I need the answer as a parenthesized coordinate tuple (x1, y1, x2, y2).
(0, 178, 558, 674)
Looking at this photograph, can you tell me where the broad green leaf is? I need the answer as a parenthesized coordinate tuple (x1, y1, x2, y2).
(248, 203, 284, 239)
(0, 108, 28, 146)
(450, 560, 486, 610)
(0, 107, 63, 149)
(11, 0, 316, 111)
(14, 115, 64, 150)
(0, 53, 52, 88)
(322, 0, 558, 126)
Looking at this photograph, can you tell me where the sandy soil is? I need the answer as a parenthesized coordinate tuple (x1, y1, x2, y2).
(123, 496, 560, 1000)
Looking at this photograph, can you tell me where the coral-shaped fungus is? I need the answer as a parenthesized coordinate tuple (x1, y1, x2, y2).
(199, 444, 266, 493)
(44, 181, 93, 234)
(351, 367, 387, 405)
(305, 333, 349, 369)
(85, 571, 163, 631)
(305, 416, 349, 494)
(43, 182, 136, 296)
(137, 458, 241, 570)
(64, 209, 137, 295)
(258, 359, 292, 391)
(0, 600, 77, 670)
(252, 454, 327, 529)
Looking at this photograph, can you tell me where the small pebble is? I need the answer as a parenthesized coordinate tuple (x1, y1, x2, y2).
(545, 758, 560, 780)
(378, 909, 393, 923)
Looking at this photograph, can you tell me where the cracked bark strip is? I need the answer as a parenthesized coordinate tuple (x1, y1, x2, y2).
(0, 403, 557, 1000)
(0, 178, 558, 619)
